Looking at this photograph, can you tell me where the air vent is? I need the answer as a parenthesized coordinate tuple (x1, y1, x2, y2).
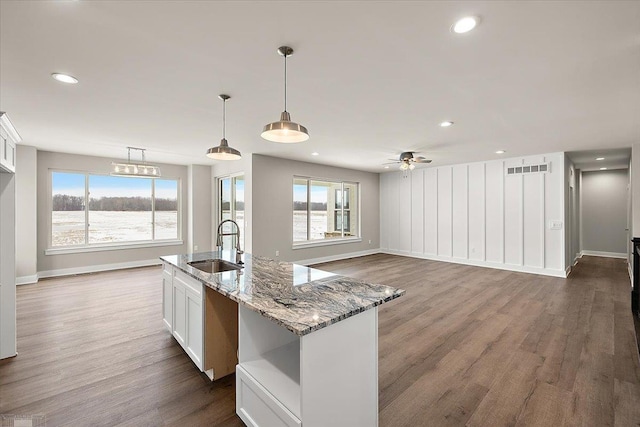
(507, 163, 550, 175)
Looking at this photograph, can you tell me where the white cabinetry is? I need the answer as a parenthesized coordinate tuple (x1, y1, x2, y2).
(237, 305, 378, 427)
(162, 264, 173, 331)
(162, 262, 210, 373)
(0, 112, 19, 360)
(0, 113, 17, 174)
(171, 268, 203, 370)
(185, 286, 203, 368)
(172, 278, 187, 348)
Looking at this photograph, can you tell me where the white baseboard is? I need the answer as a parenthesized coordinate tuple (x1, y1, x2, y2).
(38, 258, 161, 279)
(573, 252, 582, 265)
(580, 250, 627, 259)
(16, 274, 39, 285)
(295, 249, 380, 267)
(380, 249, 568, 278)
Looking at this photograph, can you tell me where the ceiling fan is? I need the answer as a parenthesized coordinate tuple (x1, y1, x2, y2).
(384, 151, 432, 171)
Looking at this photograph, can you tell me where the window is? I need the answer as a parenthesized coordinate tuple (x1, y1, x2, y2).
(51, 171, 180, 249)
(217, 174, 244, 250)
(293, 178, 359, 243)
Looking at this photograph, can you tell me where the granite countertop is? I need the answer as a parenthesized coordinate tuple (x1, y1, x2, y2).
(160, 251, 405, 336)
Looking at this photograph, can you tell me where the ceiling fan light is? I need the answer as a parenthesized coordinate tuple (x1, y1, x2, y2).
(399, 163, 409, 171)
(261, 111, 309, 143)
(409, 163, 416, 170)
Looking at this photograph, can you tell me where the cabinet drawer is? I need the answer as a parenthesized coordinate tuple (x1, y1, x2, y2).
(174, 270, 202, 296)
(236, 365, 301, 427)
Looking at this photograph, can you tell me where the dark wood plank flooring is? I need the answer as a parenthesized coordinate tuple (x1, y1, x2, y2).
(1, 255, 639, 426)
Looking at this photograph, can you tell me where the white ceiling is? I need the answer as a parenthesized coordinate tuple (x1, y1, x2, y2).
(1, 1, 639, 173)
(567, 147, 631, 172)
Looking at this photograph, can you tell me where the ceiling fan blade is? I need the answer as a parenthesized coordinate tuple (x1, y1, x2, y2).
(410, 157, 432, 163)
(382, 161, 400, 165)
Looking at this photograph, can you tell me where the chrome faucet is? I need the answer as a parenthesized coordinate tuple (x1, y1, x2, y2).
(216, 219, 244, 264)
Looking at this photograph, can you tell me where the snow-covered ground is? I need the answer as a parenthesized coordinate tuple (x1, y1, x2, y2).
(52, 211, 178, 246)
(294, 211, 329, 241)
(53, 210, 337, 247)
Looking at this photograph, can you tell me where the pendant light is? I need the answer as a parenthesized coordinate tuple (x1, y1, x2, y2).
(207, 94, 242, 160)
(261, 46, 309, 143)
(112, 147, 161, 178)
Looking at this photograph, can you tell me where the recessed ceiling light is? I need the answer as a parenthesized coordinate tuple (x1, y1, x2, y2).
(384, 166, 390, 169)
(311, 152, 319, 156)
(495, 150, 505, 154)
(51, 73, 78, 84)
(440, 121, 454, 127)
(452, 16, 478, 34)
(600, 167, 607, 170)
(596, 157, 605, 161)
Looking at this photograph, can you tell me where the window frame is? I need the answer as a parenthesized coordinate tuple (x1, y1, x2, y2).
(292, 176, 361, 249)
(46, 168, 183, 255)
(215, 172, 245, 251)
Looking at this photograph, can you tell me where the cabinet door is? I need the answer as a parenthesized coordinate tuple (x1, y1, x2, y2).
(185, 288, 203, 370)
(173, 282, 186, 348)
(162, 267, 173, 331)
(0, 128, 15, 173)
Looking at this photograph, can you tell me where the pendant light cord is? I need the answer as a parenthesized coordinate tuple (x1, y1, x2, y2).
(284, 53, 287, 112)
(222, 97, 226, 139)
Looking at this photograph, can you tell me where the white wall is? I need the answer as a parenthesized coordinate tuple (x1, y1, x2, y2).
(36, 151, 190, 276)
(188, 165, 212, 253)
(15, 145, 38, 283)
(627, 158, 633, 270)
(581, 169, 628, 256)
(380, 152, 566, 277)
(0, 170, 16, 358)
(251, 154, 379, 263)
(632, 143, 640, 240)
(564, 156, 580, 267)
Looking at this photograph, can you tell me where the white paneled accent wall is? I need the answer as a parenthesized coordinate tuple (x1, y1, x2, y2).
(380, 152, 566, 277)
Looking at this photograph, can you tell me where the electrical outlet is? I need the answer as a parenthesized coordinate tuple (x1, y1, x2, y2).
(368, 239, 372, 244)
(275, 250, 279, 257)
(194, 245, 198, 251)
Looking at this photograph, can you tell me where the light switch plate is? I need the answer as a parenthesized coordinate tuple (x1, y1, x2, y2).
(549, 220, 563, 230)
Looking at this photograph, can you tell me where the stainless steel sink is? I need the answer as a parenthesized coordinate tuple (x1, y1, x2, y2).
(188, 259, 243, 274)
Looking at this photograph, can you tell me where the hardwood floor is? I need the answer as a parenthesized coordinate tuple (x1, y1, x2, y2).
(1, 255, 639, 426)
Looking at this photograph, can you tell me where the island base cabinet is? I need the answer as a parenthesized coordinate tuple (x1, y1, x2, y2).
(185, 288, 203, 368)
(299, 308, 378, 427)
(162, 262, 237, 378)
(237, 305, 378, 427)
(171, 269, 204, 371)
(237, 366, 301, 427)
(162, 264, 172, 331)
(204, 287, 238, 380)
(172, 281, 187, 348)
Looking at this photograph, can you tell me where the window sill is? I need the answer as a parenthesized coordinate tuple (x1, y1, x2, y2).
(45, 240, 184, 255)
(292, 237, 362, 250)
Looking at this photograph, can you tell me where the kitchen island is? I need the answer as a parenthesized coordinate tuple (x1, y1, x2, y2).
(161, 251, 405, 427)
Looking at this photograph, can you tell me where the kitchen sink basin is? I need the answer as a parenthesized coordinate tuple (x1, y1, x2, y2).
(188, 259, 243, 274)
